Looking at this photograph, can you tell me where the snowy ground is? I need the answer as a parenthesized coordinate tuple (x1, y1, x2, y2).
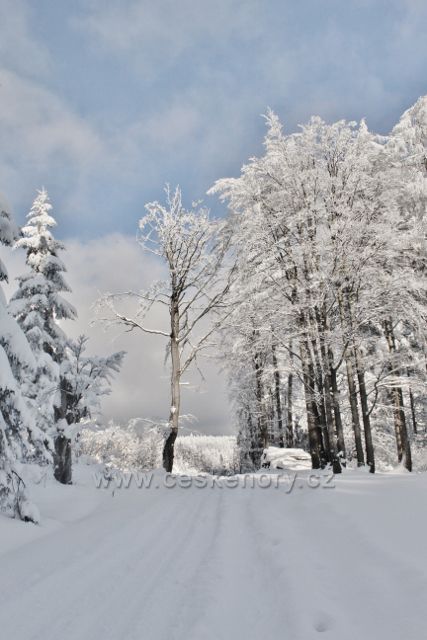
(0, 465, 426, 640)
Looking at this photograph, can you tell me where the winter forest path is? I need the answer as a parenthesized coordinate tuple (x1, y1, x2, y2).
(0, 468, 426, 640)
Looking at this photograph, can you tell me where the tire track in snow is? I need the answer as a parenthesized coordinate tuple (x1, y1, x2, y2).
(0, 487, 199, 639)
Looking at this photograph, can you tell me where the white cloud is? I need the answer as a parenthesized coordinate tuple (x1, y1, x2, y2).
(0, 0, 51, 79)
(0, 70, 104, 167)
(130, 103, 203, 148)
(75, 0, 264, 74)
(0, 67, 113, 228)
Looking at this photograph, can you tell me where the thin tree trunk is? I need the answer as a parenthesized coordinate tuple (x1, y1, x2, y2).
(309, 312, 341, 472)
(384, 320, 412, 472)
(320, 358, 341, 473)
(315, 307, 343, 471)
(163, 299, 181, 473)
(345, 353, 365, 466)
(300, 335, 324, 469)
(395, 387, 412, 471)
(309, 333, 330, 464)
(407, 369, 418, 435)
(354, 349, 375, 473)
(286, 368, 294, 448)
(337, 291, 363, 466)
(329, 352, 346, 465)
(409, 388, 417, 435)
(272, 343, 284, 447)
(254, 350, 268, 465)
(340, 289, 374, 472)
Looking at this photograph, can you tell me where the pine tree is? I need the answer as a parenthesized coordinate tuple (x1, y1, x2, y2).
(9, 189, 77, 480)
(62, 335, 125, 426)
(0, 194, 41, 520)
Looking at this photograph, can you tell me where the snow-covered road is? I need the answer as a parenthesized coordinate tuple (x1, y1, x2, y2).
(0, 468, 426, 640)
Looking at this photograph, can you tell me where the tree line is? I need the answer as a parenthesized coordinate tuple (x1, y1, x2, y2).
(212, 98, 426, 474)
(101, 97, 426, 474)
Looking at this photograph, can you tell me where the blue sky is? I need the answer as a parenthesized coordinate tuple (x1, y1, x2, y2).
(1, 1, 426, 430)
(1, 0, 426, 238)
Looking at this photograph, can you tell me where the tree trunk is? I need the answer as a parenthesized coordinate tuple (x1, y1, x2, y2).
(254, 350, 268, 462)
(300, 336, 324, 469)
(329, 353, 346, 465)
(53, 378, 73, 484)
(272, 343, 284, 447)
(390, 387, 412, 472)
(162, 299, 181, 473)
(322, 366, 342, 474)
(345, 353, 365, 466)
(337, 292, 363, 466)
(53, 433, 72, 484)
(384, 320, 412, 472)
(309, 314, 341, 473)
(407, 369, 418, 435)
(286, 370, 294, 448)
(354, 350, 375, 473)
(340, 289, 373, 472)
(316, 307, 343, 471)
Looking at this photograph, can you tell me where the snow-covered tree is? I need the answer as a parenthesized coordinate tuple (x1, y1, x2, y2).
(387, 97, 427, 439)
(52, 336, 125, 484)
(0, 195, 41, 520)
(96, 186, 234, 472)
(212, 97, 427, 473)
(9, 189, 77, 445)
(61, 335, 125, 425)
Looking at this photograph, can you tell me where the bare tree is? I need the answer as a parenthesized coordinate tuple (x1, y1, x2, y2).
(96, 187, 233, 472)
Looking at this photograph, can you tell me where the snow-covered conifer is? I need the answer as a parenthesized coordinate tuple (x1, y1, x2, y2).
(9, 189, 77, 447)
(61, 335, 125, 427)
(0, 194, 41, 519)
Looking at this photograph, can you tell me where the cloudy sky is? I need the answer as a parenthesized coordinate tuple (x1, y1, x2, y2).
(1, 0, 426, 433)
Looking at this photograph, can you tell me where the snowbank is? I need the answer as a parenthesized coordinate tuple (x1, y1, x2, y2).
(261, 446, 312, 470)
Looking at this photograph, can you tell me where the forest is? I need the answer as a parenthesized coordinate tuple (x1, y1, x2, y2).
(0, 95, 426, 522)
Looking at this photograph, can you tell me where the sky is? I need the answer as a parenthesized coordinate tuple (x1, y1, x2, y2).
(1, 0, 426, 433)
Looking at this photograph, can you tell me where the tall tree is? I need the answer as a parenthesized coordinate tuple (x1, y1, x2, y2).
(97, 187, 233, 472)
(0, 195, 42, 520)
(9, 189, 77, 480)
(53, 336, 125, 484)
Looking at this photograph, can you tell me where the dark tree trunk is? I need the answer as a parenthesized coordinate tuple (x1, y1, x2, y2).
(272, 343, 284, 447)
(384, 320, 412, 472)
(300, 336, 325, 469)
(329, 353, 346, 465)
(322, 371, 342, 474)
(53, 433, 72, 484)
(254, 350, 268, 455)
(354, 351, 375, 473)
(338, 292, 363, 466)
(407, 372, 418, 435)
(286, 370, 294, 448)
(53, 377, 74, 484)
(162, 296, 181, 473)
(391, 387, 412, 472)
(340, 289, 374, 472)
(316, 308, 345, 465)
(345, 353, 365, 466)
(163, 428, 178, 473)
(310, 313, 341, 473)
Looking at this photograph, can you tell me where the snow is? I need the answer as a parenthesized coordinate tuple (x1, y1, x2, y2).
(0, 465, 426, 640)
(261, 446, 312, 470)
